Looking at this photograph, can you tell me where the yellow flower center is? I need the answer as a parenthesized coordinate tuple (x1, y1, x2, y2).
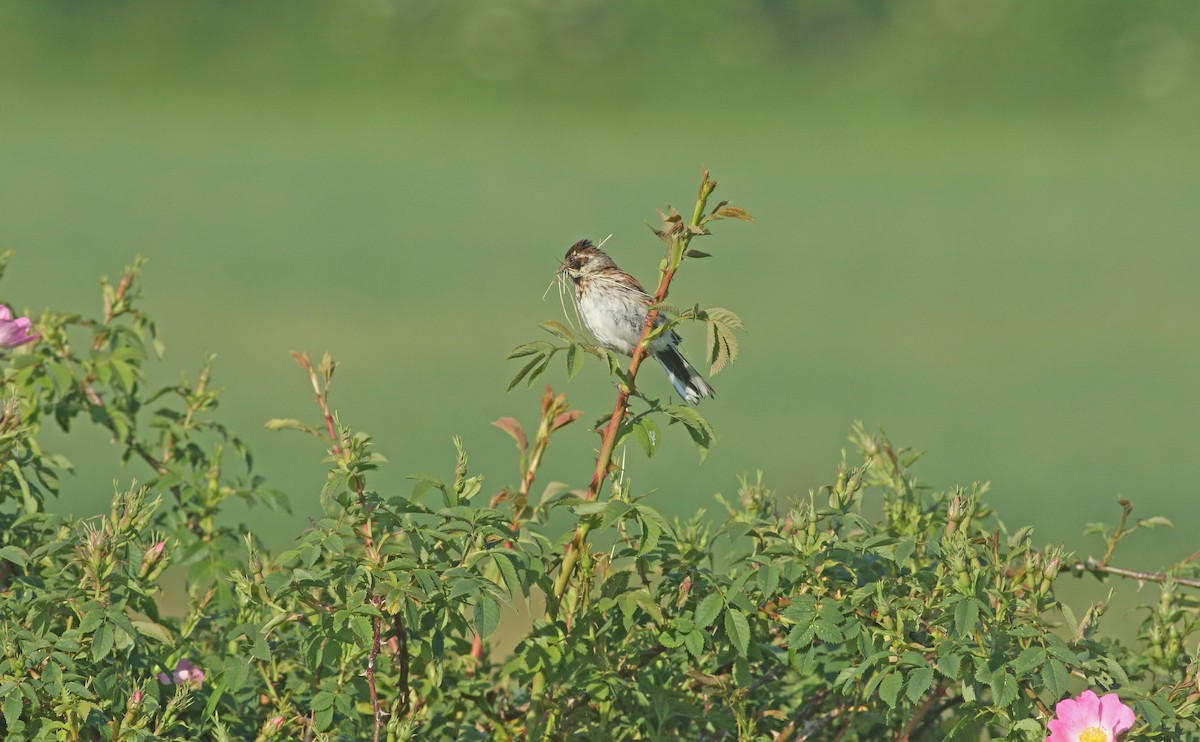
(1078, 727, 1108, 742)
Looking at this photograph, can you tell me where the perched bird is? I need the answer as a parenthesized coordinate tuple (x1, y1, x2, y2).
(558, 239, 713, 404)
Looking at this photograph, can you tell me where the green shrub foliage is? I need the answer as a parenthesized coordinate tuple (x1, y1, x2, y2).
(1, 180, 1198, 740)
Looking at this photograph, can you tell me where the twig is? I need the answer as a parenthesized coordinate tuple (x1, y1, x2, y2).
(394, 611, 411, 716)
(896, 679, 946, 741)
(369, 605, 383, 742)
(1021, 678, 1052, 718)
(1063, 558, 1200, 589)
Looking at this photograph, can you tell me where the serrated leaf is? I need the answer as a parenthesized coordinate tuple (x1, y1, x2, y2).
(937, 651, 963, 679)
(490, 552, 522, 598)
(724, 608, 750, 656)
(264, 418, 318, 433)
(508, 341, 554, 359)
(92, 624, 114, 662)
(989, 670, 1018, 708)
(954, 598, 980, 638)
(132, 620, 174, 646)
(711, 205, 755, 222)
(474, 596, 500, 638)
(756, 563, 780, 598)
(1102, 654, 1131, 687)
(788, 622, 815, 650)
(695, 593, 723, 629)
(491, 417, 527, 457)
(814, 620, 842, 644)
(565, 344, 583, 380)
(894, 538, 916, 566)
(573, 501, 607, 516)
(637, 515, 661, 556)
(662, 404, 715, 460)
(507, 355, 544, 392)
(879, 670, 903, 709)
(0, 545, 28, 567)
(907, 666, 935, 703)
(633, 417, 660, 458)
(1138, 516, 1172, 529)
(540, 320, 575, 343)
(3, 692, 21, 730)
(1012, 646, 1046, 677)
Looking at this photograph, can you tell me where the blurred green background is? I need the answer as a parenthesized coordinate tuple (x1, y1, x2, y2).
(2, 1, 1198, 587)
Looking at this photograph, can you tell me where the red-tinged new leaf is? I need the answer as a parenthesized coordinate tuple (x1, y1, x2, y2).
(492, 417, 527, 457)
(711, 205, 754, 222)
(550, 410, 582, 433)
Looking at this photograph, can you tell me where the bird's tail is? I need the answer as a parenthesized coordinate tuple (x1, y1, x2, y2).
(654, 346, 714, 404)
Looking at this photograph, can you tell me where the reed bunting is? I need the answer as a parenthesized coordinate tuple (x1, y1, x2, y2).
(559, 239, 714, 404)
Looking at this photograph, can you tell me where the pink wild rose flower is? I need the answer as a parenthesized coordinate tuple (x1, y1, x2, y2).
(0, 306, 39, 349)
(1046, 690, 1135, 742)
(157, 658, 206, 688)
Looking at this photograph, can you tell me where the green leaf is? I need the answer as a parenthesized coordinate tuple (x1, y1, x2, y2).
(662, 404, 715, 461)
(3, 691, 21, 730)
(907, 666, 935, 703)
(756, 563, 780, 598)
(637, 513, 661, 556)
(954, 598, 980, 638)
(474, 596, 500, 638)
(937, 651, 963, 680)
(724, 608, 750, 656)
(1012, 646, 1046, 677)
(1102, 654, 1131, 688)
(265, 418, 319, 433)
(490, 552, 522, 598)
(694, 593, 723, 629)
(540, 320, 575, 343)
(633, 417, 660, 458)
(788, 623, 815, 650)
(989, 670, 1018, 708)
(702, 306, 744, 377)
(132, 620, 174, 646)
(565, 344, 583, 380)
(879, 670, 903, 709)
(349, 616, 374, 644)
(814, 620, 843, 644)
(6, 460, 36, 513)
(507, 354, 544, 392)
(572, 501, 607, 516)
(508, 340, 554, 359)
(92, 624, 114, 662)
(893, 538, 916, 567)
(0, 545, 28, 567)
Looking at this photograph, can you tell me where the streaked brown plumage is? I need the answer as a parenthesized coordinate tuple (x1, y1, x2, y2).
(558, 239, 713, 403)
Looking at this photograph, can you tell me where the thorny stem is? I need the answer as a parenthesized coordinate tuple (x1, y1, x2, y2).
(896, 680, 946, 741)
(551, 170, 718, 614)
(1021, 679, 1053, 718)
(1063, 558, 1200, 589)
(394, 611, 411, 716)
(369, 598, 383, 742)
(1099, 499, 1134, 567)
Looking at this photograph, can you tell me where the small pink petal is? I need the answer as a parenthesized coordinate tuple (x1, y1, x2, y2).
(1098, 693, 1136, 735)
(157, 672, 172, 685)
(0, 306, 10, 321)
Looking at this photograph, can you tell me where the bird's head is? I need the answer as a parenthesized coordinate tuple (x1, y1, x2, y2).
(558, 239, 616, 280)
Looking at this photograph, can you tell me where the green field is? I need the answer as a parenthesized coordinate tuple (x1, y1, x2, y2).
(2, 2, 1198, 588)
